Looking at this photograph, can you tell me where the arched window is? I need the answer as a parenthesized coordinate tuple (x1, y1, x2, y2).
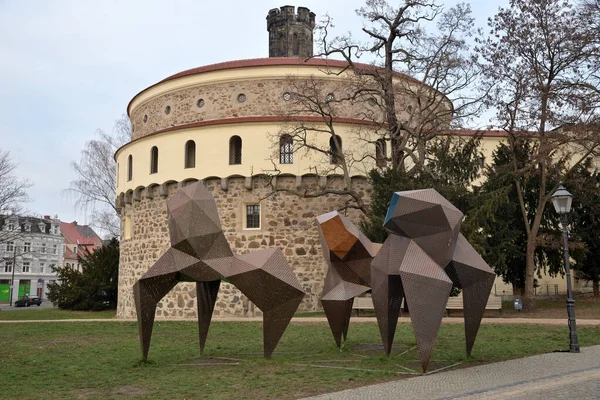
(329, 135, 342, 164)
(229, 136, 242, 165)
(279, 35, 285, 53)
(150, 146, 159, 174)
(185, 140, 196, 169)
(279, 135, 293, 164)
(292, 33, 299, 55)
(127, 155, 133, 181)
(375, 139, 387, 168)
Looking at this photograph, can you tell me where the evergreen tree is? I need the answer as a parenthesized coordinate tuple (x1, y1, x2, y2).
(361, 134, 483, 243)
(48, 238, 119, 310)
(469, 140, 563, 295)
(570, 161, 600, 297)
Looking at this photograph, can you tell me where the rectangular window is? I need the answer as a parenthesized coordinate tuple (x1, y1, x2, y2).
(24, 242, 31, 253)
(7, 223, 14, 231)
(25, 224, 30, 231)
(6, 242, 14, 252)
(22, 262, 30, 273)
(41, 243, 46, 253)
(40, 262, 45, 273)
(245, 204, 261, 229)
(5, 261, 13, 273)
(125, 215, 132, 239)
(53, 244, 57, 254)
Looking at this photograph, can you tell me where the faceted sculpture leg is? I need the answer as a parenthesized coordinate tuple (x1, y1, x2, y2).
(322, 299, 354, 348)
(341, 299, 353, 342)
(462, 275, 495, 356)
(446, 234, 497, 357)
(262, 296, 304, 359)
(371, 272, 404, 356)
(133, 274, 179, 360)
(196, 280, 221, 355)
(400, 270, 452, 372)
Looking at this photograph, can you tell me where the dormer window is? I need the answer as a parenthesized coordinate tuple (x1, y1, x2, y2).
(24, 224, 31, 232)
(7, 223, 14, 231)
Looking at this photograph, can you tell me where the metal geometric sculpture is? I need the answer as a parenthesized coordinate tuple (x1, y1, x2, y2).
(133, 181, 305, 360)
(372, 189, 495, 371)
(316, 211, 381, 348)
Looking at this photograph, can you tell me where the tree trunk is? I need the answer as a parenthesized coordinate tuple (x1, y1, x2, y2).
(522, 234, 537, 312)
(512, 283, 524, 297)
(593, 279, 599, 298)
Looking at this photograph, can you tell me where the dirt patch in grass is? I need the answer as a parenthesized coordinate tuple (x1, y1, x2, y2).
(112, 385, 154, 397)
(74, 385, 153, 399)
(185, 357, 242, 366)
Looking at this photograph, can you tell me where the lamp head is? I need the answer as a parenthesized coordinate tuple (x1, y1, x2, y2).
(551, 182, 573, 215)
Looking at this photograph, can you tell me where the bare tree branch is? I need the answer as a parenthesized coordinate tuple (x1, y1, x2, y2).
(0, 149, 31, 216)
(64, 114, 131, 238)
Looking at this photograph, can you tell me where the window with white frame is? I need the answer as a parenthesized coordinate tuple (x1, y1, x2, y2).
(53, 244, 57, 254)
(24, 224, 30, 231)
(7, 223, 14, 231)
(4, 261, 13, 273)
(24, 242, 31, 253)
(6, 242, 14, 252)
(22, 261, 30, 273)
(40, 262, 45, 273)
(41, 243, 46, 253)
(245, 204, 261, 229)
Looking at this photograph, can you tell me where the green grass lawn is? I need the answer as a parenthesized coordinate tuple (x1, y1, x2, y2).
(0, 308, 116, 320)
(1, 321, 599, 399)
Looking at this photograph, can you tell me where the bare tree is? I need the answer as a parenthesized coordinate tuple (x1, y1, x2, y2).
(0, 150, 31, 216)
(0, 150, 31, 252)
(477, 0, 600, 310)
(265, 76, 375, 214)
(66, 115, 131, 238)
(264, 1, 483, 215)
(314, 1, 482, 172)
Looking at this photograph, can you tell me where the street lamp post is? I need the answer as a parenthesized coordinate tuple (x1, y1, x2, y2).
(551, 182, 580, 353)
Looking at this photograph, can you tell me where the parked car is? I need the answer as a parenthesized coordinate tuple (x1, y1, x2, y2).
(14, 295, 42, 307)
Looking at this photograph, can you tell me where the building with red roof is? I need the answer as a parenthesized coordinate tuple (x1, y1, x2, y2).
(60, 221, 102, 272)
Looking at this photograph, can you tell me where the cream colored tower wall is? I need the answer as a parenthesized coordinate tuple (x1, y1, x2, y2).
(116, 122, 377, 192)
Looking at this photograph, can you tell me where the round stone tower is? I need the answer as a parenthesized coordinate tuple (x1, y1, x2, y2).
(267, 6, 315, 58)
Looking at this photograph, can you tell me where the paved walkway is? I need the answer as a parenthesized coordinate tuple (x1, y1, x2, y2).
(303, 345, 600, 400)
(1, 316, 600, 325)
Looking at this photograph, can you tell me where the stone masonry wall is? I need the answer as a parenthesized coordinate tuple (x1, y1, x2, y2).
(131, 78, 382, 140)
(116, 175, 371, 319)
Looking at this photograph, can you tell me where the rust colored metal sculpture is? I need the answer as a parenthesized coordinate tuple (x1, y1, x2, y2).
(133, 181, 305, 360)
(372, 189, 495, 371)
(316, 211, 381, 348)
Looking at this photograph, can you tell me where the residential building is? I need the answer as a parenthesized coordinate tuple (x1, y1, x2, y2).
(0, 215, 63, 302)
(60, 221, 102, 272)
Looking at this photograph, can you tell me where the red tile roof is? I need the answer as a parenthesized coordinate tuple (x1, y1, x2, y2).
(60, 222, 102, 257)
(127, 57, 428, 116)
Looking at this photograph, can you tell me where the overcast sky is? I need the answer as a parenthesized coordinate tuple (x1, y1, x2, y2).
(0, 0, 507, 228)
